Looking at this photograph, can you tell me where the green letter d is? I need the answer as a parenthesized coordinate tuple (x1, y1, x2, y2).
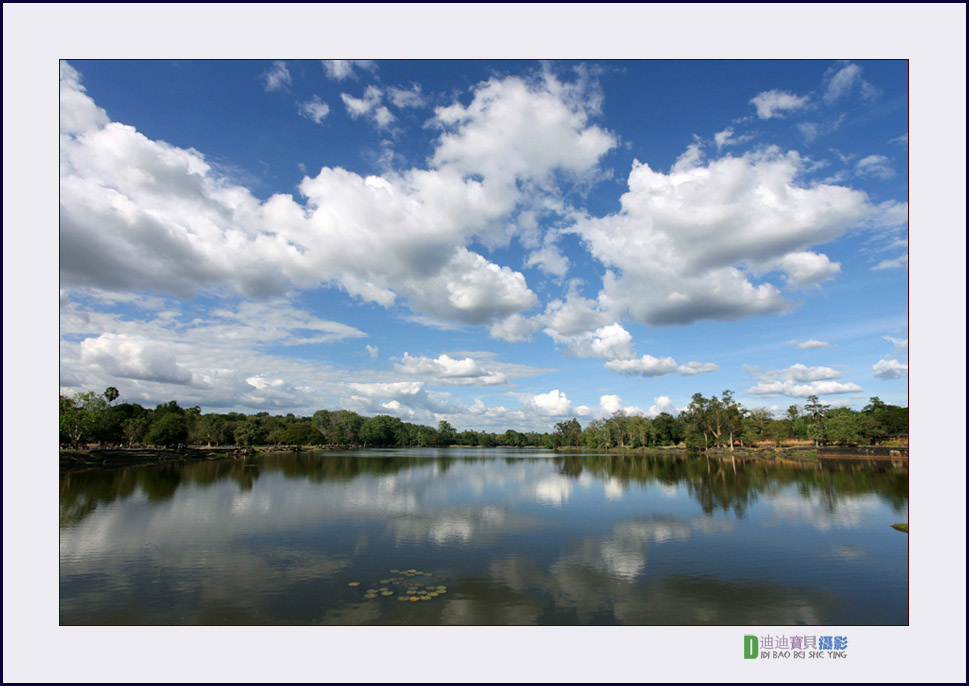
(744, 635, 759, 659)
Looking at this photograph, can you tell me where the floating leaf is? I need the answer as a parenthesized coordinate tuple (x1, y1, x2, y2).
(398, 596, 408, 602)
(382, 591, 394, 596)
(409, 597, 420, 602)
(348, 582, 360, 587)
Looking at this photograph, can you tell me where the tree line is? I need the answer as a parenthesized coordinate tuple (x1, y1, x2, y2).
(60, 387, 907, 451)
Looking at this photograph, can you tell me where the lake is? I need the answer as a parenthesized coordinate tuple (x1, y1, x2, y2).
(59, 448, 908, 625)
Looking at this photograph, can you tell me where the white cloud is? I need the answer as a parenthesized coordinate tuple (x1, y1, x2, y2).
(489, 313, 540, 343)
(823, 62, 879, 104)
(80, 333, 193, 385)
(600, 394, 622, 414)
(786, 363, 842, 382)
(746, 363, 861, 398)
(797, 339, 831, 349)
(762, 251, 842, 288)
(322, 60, 375, 80)
(522, 389, 573, 416)
(552, 323, 635, 361)
(873, 358, 908, 380)
(855, 154, 894, 179)
(395, 353, 508, 386)
(676, 361, 720, 376)
(525, 243, 570, 278)
(747, 379, 864, 397)
(341, 85, 395, 130)
(65, 65, 612, 329)
(262, 61, 291, 92)
(298, 95, 330, 124)
(713, 127, 753, 149)
(571, 146, 871, 326)
(882, 335, 908, 353)
(604, 355, 717, 378)
(366, 344, 379, 360)
(537, 292, 612, 338)
(431, 72, 617, 198)
(60, 295, 371, 412)
(749, 89, 810, 119)
(387, 84, 425, 108)
(890, 133, 908, 148)
(873, 255, 908, 271)
(646, 396, 677, 418)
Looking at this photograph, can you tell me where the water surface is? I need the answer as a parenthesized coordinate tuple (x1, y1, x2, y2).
(60, 449, 908, 625)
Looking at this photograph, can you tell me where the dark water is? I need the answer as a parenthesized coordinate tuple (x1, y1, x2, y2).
(59, 449, 908, 625)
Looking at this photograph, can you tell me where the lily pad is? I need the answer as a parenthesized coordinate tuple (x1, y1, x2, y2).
(409, 596, 420, 602)
(381, 591, 394, 596)
(348, 582, 360, 587)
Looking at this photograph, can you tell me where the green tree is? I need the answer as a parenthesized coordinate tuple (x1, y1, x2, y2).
(437, 420, 457, 446)
(279, 422, 325, 445)
(144, 413, 189, 446)
(554, 418, 582, 447)
(103, 386, 119, 404)
(803, 395, 829, 447)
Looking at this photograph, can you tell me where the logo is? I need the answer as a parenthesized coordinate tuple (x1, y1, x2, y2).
(744, 635, 758, 659)
(744, 634, 848, 660)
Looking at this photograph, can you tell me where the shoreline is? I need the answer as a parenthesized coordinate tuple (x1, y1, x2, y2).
(60, 442, 908, 471)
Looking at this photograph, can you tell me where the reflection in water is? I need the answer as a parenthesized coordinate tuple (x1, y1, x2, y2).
(60, 450, 907, 625)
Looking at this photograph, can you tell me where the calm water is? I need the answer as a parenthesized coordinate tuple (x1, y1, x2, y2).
(59, 449, 908, 625)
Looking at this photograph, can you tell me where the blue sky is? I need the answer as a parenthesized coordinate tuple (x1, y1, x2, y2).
(57, 58, 911, 430)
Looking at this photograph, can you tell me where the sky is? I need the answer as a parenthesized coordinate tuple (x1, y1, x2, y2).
(58, 58, 910, 431)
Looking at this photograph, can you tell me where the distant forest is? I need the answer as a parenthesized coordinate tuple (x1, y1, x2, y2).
(60, 387, 908, 451)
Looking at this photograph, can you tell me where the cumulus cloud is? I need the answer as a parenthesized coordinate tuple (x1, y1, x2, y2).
(366, 344, 379, 360)
(80, 333, 193, 385)
(570, 146, 871, 326)
(60, 294, 371, 412)
(600, 394, 622, 414)
(395, 353, 508, 386)
(604, 355, 717, 378)
(262, 61, 291, 92)
(748, 379, 863, 397)
(344, 380, 453, 417)
(322, 60, 375, 80)
(746, 363, 861, 397)
(489, 313, 540, 343)
(61, 64, 628, 329)
(749, 90, 810, 119)
(525, 242, 570, 278)
(552, 323, 635, 361)
(537, 292, 612, 338)
(873, 358, 907, 380)
(646, 396, 678, 418)
(521, 389, 573, 417)
(431, 72, 617, 199)
(298, 95, 330, 124)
